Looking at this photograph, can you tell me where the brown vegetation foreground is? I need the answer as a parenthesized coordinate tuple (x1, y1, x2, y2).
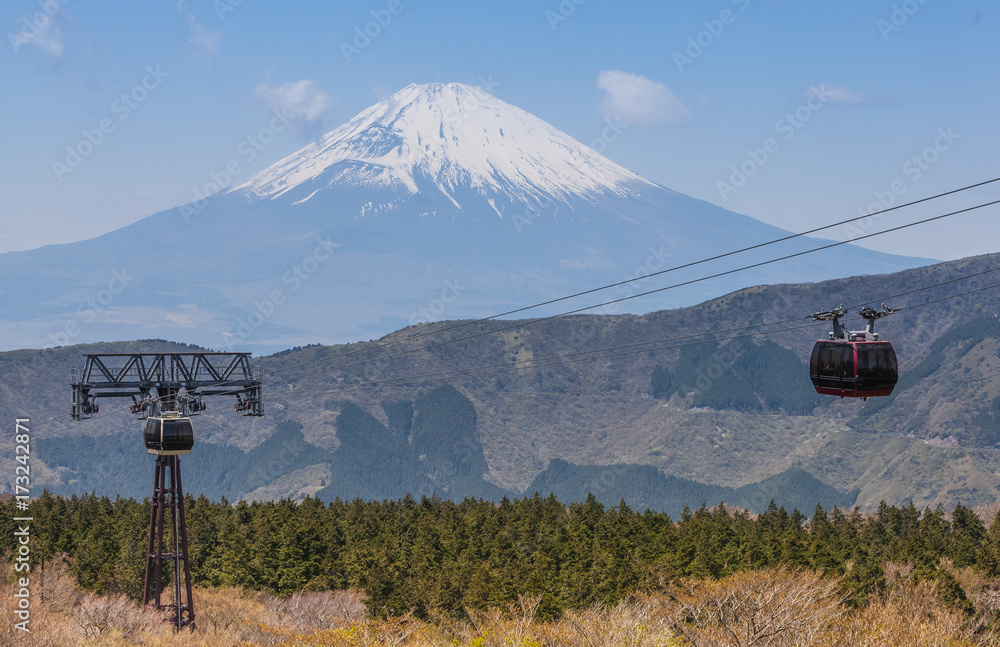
(5, 561, 1000, 646)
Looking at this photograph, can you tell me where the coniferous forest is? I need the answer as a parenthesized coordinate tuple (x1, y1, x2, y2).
(5, 491, 1000, 621)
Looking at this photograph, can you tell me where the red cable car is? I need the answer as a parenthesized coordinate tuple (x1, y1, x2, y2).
(808, 305, 898, 400)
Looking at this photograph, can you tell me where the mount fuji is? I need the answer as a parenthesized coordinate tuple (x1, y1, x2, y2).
(0, 82, 930, 353)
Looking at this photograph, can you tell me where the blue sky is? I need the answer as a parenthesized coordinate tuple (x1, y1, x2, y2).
(1, 0, 997, 260)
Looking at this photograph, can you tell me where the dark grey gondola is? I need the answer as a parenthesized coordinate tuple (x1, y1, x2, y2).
(143, 413, 194, 455)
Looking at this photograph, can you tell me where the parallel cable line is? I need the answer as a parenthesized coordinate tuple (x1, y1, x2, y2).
(32, 266, 1000, 460)
(20, 189, 1000, 459)
(40, 277, 1000, 463)
(20, 181, 999, 446)
(259, 280, 1000, 403)
(261, 178, 1000, 378)
(264, 198, 1000, 386)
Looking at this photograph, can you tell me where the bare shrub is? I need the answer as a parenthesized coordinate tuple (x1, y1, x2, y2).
(14, 571, 1000, 646)
(73, 593, 166, 640)
(264, 589, 367, 630)
(662, 568, 845, 646)
(1, 554, 90, 647)
(883, 561, 914, 589)
(0, 572, 30, 646)
(456, 594, 685, 647)
(543, 599, 677, 647)
(823, 578, 975, 647)
(196, 586, 270, 639)
(253, 612, 420, 647)
(465, 594, 542, 646)
(340, 614, 419, 646)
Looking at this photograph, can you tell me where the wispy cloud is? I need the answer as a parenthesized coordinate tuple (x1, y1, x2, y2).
(813, 83, 867, 105)
(177, 0, 221, 60)
(29, 20, 64, 58)
(12, 5, 69, 60)
(597, 70, 690, 126)
(254, 79, 337, 136)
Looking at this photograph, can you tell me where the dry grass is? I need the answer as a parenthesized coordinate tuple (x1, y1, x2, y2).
(9, 563, 1000, 646)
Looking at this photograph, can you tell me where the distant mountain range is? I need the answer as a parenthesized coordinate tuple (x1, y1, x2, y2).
(4, 253, 1000, 513)
(0, 82, 930, 353)
(527, 461, 858, 518)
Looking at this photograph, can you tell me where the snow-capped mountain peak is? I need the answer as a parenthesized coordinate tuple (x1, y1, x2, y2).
(232, 82, 654, 210)
(0, 82, 931, 353)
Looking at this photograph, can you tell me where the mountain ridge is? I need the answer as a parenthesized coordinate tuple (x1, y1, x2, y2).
(3, 252, 1000, 511)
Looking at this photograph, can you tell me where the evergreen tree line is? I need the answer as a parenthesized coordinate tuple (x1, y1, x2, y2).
(4, 493, 1000, 619)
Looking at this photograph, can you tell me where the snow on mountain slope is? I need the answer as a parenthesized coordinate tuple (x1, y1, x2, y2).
(232, 83, 656, 209)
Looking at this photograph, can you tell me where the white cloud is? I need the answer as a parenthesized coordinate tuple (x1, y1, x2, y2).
(814, 83, 867, 105)
(254, 80, 337, 126)
(597, 70, 690, 126)
(13, 6, 68, 60)
(164, 312, 195, 327)
(177, 0, 221, 60)
(28, 19, 64, 58)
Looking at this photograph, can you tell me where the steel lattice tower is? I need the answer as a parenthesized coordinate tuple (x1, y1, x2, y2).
(71, 352, 264, 630)
(143, 453, 195, 627)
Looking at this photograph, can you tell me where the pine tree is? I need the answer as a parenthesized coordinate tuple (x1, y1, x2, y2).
(977, 509, 1000, 577)
(948, 503, 985, 568)
(842, 546, 885, 608)
(808, 505, 841, 573)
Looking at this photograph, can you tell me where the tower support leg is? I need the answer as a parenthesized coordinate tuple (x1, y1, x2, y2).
(142, 455, 195, 629)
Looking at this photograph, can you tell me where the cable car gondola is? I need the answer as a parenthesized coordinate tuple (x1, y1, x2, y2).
(143, 411, 195, 455)
(809, 305, 898, 400)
